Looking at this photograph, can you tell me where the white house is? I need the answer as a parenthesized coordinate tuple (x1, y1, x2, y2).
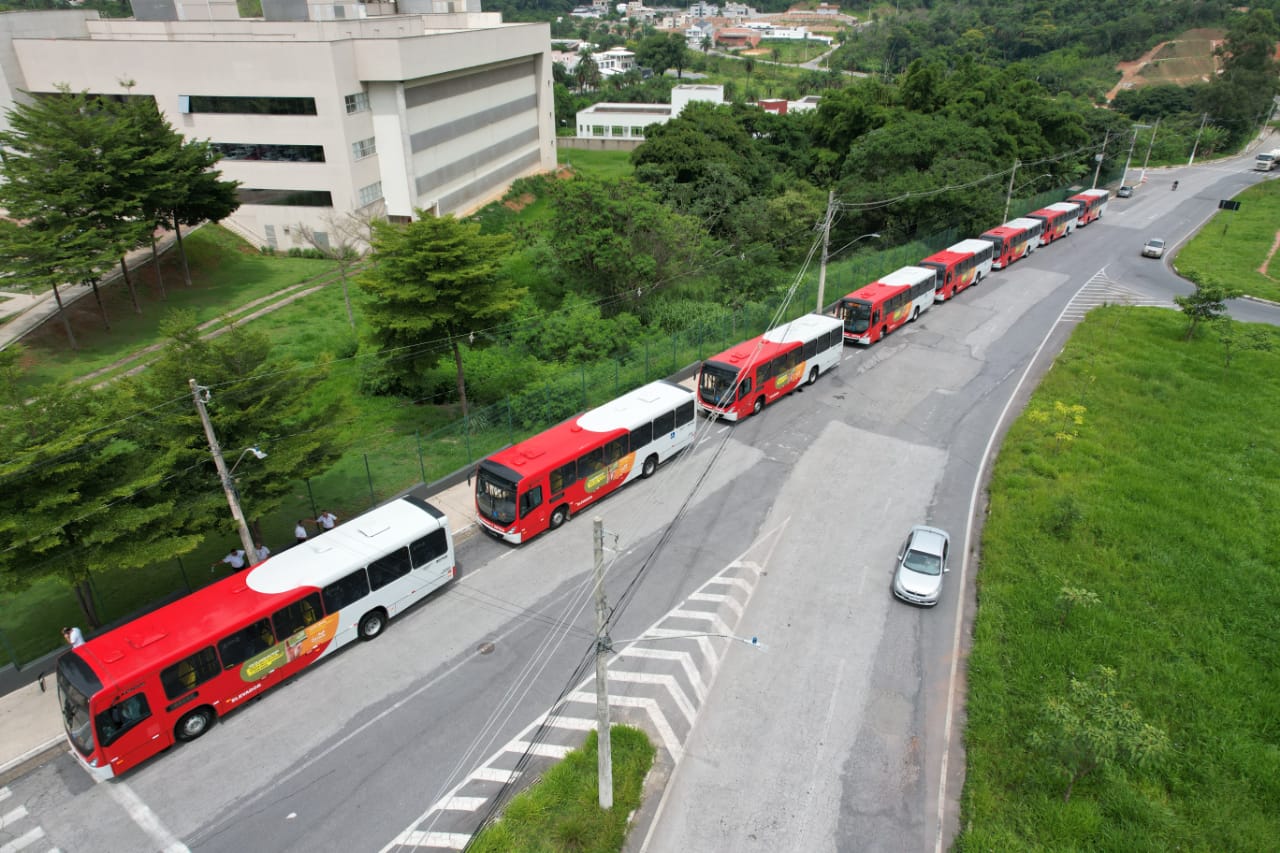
(0, 0, 555, 249)
(575, 83, 723, 140)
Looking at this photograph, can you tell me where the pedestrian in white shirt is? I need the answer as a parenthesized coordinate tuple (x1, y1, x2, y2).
(295, 521, 308, 544)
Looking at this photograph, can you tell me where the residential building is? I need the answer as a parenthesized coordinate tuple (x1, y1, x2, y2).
(575, 83, 722, 140)
(0, 0, 555, 250)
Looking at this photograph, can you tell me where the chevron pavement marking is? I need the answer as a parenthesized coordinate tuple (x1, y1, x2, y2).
(1062, 270, 1174, 322)
(381, 522, 787, 852)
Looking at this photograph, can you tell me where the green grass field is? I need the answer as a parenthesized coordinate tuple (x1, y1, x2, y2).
(469, 726, 655, 853)
(957, 308, 1280, 850)
(1173, 179, 1280, 302)
(557, 147, 635, 181)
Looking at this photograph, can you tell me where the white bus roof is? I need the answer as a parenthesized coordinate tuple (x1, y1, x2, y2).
(1008, 217, 1043, 229)
(1072, 188, 1109, 198)
(762, 312, 843, 344)
(878, 265, 936, 287)
(248, 496, 447, 594)
(577, 379, 693, 433)
(948, 238, 995, 254)
(1045, 202, 1081, 213)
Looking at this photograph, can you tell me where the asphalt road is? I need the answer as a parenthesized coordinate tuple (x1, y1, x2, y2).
(5, 154, 1275, 853)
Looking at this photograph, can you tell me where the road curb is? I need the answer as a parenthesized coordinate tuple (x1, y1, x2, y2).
(0, 736, 64, 779)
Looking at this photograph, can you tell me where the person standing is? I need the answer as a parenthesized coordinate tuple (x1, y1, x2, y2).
(295, 520, 308, 545)
(62, 626, 85, 647)
(214, 548, 247, 573)
(315, 510, 338, 533)
(255, 543, 271, 563)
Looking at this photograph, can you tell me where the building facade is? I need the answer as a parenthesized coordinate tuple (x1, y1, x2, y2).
(0, 0, 555, 249)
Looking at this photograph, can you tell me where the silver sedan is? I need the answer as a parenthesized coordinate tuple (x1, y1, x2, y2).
(892, 525, 951, 606)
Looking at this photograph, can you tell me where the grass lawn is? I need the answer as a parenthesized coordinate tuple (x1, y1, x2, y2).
(469, 726, 655, 853)
(1173, 179, 1280, 302)
(13, 226, 335, 390)
(957, 307, 1280, 850)
(557, 147, 635, 181)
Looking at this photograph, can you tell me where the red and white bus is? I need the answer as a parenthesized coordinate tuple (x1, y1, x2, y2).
(1026, 202, 1079, 245)
(920, 237, 992, 303)
(1066, 188, 1109, 225)
(56, 496, 455, 780)
(839, 266, 937, 345)
(476, 380, 696, 544)
(697, 312, 844, 421)
(947, 238, 994, 283)
(977, 217, 1043, 269)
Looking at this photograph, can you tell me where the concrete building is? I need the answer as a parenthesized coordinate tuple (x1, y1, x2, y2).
(0, 0, 555, 250)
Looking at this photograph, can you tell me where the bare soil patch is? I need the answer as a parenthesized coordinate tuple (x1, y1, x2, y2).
(1107, 28, 1224, 103)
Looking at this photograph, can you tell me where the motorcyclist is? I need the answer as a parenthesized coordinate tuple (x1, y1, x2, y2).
(1172, 180, 1179, 190)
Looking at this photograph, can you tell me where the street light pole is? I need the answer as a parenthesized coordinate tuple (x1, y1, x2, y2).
(1140, 117, 1160, 182)
(1092, 129, 1110, 188)
(190, 377, 258, 559)
(815, 189, 835, 314)
(1188, 112, 1209, 166)
(1002, 158, 1019, 223)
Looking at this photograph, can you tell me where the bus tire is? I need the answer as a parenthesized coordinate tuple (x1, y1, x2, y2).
(550, 505, 570, 530)
(358, 609, 387, 641)
(752, 396, 765, 416)
(910, 307, 920, 322)
(175, 707, 215, 742)
(641, 454, 658, 478)
(807, 366, 819, 386)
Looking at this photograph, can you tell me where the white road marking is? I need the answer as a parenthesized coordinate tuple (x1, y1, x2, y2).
(616, 647, 708, 702)
(396, 830, 470, 849)
(105, 781, 188, 853)
(0, 805, 27, 829)
(0, 826, 44, 853)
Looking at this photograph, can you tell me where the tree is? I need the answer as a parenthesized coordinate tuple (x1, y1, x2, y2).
(167, 138, 240, 288)
(635, 33, 688, 78)
(1174, 279, 1241, 340)
(1030, 666, 1169, 802)
(359, 213, 519, 415)
(298, 205, 382, 329)
(0, 89, 148, 342)
(1215, 317, 1275, 369)
(574, 54, 601, 93)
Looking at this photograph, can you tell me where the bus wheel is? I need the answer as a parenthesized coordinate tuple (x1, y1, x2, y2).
(175, 707, 214, 742)
(358, 609, 387, 641)
(550, 505, 570, 530)
(807, 367, 819, 386)
(910, 307, 920, 322)
(641, 454, 659, 478)
(752, 397, 765, 416)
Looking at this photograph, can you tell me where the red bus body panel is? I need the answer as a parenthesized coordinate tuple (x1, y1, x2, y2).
(978, 220, 1038, 269)
(1067, 188, 1109, 225)
(697, 335, 804, 420)
(919, 249, 977, 301)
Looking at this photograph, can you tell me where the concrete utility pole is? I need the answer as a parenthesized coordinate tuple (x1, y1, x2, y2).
(1188, 113, 1209, 165)
(1121, 124, 1148, 185)
(1002, 158, 1019, 223)
(814, 189, 835, 314)
(1140, 117, 1160, 182)
(190, 378, 258, 559)
(1092, 129, 1110, 188)
(593, 516, 613, 810)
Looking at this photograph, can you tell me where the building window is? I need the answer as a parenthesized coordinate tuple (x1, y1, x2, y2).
(592, 125, 605, 137)
(612, 125, 626, 137)
(352, 137, 376, 160)
(211, 143, 325, 162)
(237, 188, 334, 207)
(358, 182, 384, 207)
(345, 91, 369, 114)
(185, 95, 317, 116)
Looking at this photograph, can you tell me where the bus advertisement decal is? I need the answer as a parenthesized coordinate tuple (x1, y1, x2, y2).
(241, 646, 288, 682)
(584, 453, 637, 493)
(773, 363, 805, 391)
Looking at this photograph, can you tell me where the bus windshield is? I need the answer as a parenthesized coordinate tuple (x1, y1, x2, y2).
(476, 466, 518, 524)
(699, 361, 739, 406)
(842, 299, 872, 333)
(56, 655, 99, 756)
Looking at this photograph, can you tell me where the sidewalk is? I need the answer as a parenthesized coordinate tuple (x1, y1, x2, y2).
(0, 470, 485, 778)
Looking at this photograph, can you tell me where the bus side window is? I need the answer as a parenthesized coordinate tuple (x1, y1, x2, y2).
(785, 348, 801, 370)
(802, 338, 817, 359)
(272, 592, 323, 639)
(675, 400, 694, 426)
(519, 485, 544, 517)
(409, 528, 449, 567)
(368, 547, 412, 591)
(322, 568, 371, 614)
(218, 619, 276, 670)
(96, 693, 153, 748)
(551, 462, 577, 493)
(578, 447, 604, 479)
(736, 377, 752, 401)
(829, 328, 842, 348)
(160, 647, 220, 700)
(653, 409, 676, 436)
(602, 438, 626, 465)
(629, 421, 653, 450)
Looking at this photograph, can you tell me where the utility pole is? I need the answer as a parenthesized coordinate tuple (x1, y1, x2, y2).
(1139, 117, 1160, 183)
(1188, 112, 1209, 165)
(1002, 158, 1019, 223)
(190, 378, 258, 559)
(1092, 129, 1110, 189)
(1121, 124, 1144, 185)
(593, 517, 613, 810)
(814, 189, 835, 314)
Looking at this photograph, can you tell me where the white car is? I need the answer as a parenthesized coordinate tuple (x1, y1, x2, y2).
(1142, 238, 1166, 259)
(892, 525, 950, 606)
